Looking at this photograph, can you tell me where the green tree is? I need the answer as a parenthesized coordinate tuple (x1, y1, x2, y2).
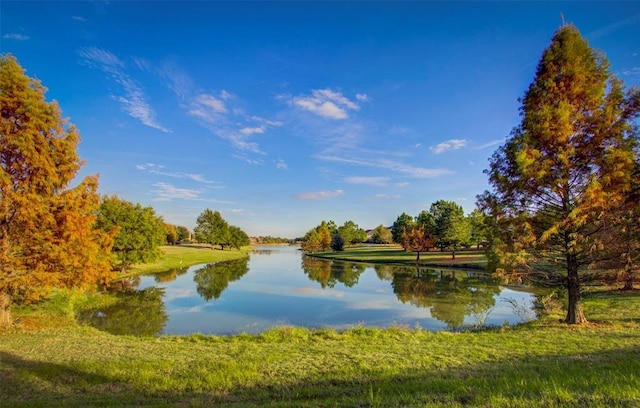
(336, 220, 367, 245)
(467, 209, 487, 250)
(371, 224, 393, 244)
(176, 225, 191, 242)
(330, 233, 345, 251)
(194, 209, 230, 250)
(96, 196, 166, 271)
(392, 212, 415, 244)
(485, 25, 639, 324)
(227, 225, 250, 250)
(0, 55, 114, 323)
(429, 200, 470, 252)
(301, 229, 322, 253)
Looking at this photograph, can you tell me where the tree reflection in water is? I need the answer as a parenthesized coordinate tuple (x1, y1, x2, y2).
(301, 256, 366, 288)
(390, 267, 500, 329)
(193, 259, 249, 301)
(153, 267, 189, 283)
(77, 286, 168, 336)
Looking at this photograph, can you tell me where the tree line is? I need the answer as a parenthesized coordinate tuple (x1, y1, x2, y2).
(0, 54, 249, 324)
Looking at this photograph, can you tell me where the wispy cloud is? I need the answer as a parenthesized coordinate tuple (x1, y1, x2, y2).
(289, 88, 361, 120)
(78, 47, 170, 132)
(475, 139, 504, 150)
(621, 67, 640, 76)
(2, 33, 29, 41)
(151, 62, 277, 154)
(72, 15, 87, 22)
(294, 189, 344, 200)
(152, 182, 201, 201)
(395, 182, 410, 187)
(136, 163, 221, 185)
(276, 159, 288, 170)
(344, 176, 389, 187)
(430, 139, 467, 154)
(587, 14, 640, 39)
(318, 155, 451, 178)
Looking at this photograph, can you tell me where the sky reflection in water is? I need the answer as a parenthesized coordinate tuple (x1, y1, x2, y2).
(121, 246, 538, 335)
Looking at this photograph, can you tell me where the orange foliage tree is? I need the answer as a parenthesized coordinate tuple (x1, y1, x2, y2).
(0, 55, 114, 323)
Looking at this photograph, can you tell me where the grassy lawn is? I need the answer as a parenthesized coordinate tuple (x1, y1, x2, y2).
(310, 244, 487, 270)
(126, 244, 249, 275)
(1, 289, 638, 407)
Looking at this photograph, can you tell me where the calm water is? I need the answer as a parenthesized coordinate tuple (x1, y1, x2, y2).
(79, 246, 539, 336)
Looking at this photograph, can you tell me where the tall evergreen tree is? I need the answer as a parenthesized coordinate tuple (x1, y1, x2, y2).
(485, 25, 639, 324)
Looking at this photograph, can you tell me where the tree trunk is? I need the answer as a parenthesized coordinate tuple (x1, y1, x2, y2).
(415, 251, 420, 262)
(565, 256, 587, 324)
(621, 268, 635, 291)
(0, 293, 12, 326)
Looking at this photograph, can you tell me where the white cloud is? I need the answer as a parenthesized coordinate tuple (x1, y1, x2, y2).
(430, 139, 467, 154)
(152, 183, 201, 201)
(290, 88, 361, 120)
(72, 16, 87, 22)
(622, 67, 640, 76)
(239, 126, 265, 135)
(344, 176, 389, 187)
(2, 33, 29, 40)
(78, 47, 169, 132)
(194, 93, 227, 114)
(395, 182, 410, 187)
(276, 159, 288, 170)
(294, 189, 344, 200)
(356, 93, 369, 102)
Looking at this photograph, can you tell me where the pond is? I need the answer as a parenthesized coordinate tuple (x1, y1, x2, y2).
(79, 246, 540, 336)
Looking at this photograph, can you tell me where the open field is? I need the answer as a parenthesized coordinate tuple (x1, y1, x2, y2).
(126, 244, 249, 275)
(1, 289, 638, 407)
(309, 245, 488, 270)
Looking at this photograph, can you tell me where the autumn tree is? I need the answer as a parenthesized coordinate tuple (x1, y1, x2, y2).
(194, 209, 230, 250)
(301, 221, 333, 252)
(485, 25, 639, 324)
(0, 55, 114, 323)
(592, 160, 640, 290)
(401, 224, 436, 261)
(96, 196, 166, 271)
(165, 223, 178, 245)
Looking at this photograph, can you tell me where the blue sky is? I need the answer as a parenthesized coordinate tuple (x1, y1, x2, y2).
(2, 2, 639, 238)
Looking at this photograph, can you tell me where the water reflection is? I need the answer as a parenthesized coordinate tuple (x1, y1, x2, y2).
(390, 269, 500, 328)
(153, 267, 189, 283)
(301, 256, 366, 288)
(78, 287, 168, 336)
(193, 259, 249, 301)
(83, 246, 540, 335)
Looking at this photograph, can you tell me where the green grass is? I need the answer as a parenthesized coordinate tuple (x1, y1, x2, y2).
(1, 290, 639, 407)
(126, 244, 249, 275)
(310, 244, 487, 270)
